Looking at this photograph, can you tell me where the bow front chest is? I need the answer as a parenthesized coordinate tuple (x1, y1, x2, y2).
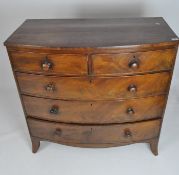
(4, 18, 179, 155)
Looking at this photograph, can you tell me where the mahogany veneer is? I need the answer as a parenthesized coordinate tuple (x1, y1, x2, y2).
(4, 18, 179, 155)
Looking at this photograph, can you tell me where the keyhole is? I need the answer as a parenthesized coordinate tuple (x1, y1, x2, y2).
(90, 103, 93, 107)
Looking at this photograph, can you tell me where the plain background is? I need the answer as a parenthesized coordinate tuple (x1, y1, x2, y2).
(0, 0, 179, 175)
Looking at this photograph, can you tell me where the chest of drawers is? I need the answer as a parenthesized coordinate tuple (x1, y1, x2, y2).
(4, 18, 179, 155)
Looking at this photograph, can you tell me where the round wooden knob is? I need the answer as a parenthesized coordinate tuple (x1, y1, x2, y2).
(129, 59, 139, 69)
(50, 105, 59, 114)
(127, 108, 135, 115)
(45, 83, 55, 92)
(54, 128, 62, 136)
(124, 129, 132, 138)
(41, 58, 52, 71)
(128, 84, 137, 92)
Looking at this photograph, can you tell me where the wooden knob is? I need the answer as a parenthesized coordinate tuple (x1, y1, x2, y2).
(54, 128, 62, 136)
(49, 105, 59, 114)
(124, 129, 132, 138)
(129, 58, 139, 69)
(128, 84, 137, 92)
(127, 108, 135, 115)
(41, 58, 52, 71)
(45, 83, 55, 92)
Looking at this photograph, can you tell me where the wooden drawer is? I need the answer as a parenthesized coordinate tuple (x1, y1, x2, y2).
(17, 72, 170, 100)
(23, 95, 165, 124)
(92, 49, 176, 75)
(10, 52, 88, 75)
(28, 118, 161, 146)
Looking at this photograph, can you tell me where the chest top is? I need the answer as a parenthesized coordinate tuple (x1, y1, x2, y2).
(4, 17, 179, 48)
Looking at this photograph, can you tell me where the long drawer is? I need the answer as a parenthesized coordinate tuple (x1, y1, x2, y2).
(23, 95, 165, 124)
(17, 72, 170, 100)
(28, 118, 161, 146)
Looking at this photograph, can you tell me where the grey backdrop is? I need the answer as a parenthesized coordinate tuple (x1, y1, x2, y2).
(0, 0, 179, 175)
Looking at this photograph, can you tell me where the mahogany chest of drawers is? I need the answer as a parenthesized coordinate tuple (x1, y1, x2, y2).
(4, 18, 179, 155)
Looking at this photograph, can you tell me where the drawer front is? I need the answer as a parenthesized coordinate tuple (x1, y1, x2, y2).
(10, 52, 88, 75)
(92, 49, 176, 75)
(28, 118, 161, 145)
(23, 95, 165, 124)
(17, 72, 170, 100)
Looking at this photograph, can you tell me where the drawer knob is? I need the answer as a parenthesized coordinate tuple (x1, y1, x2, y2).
(54, 128, 62, 136)
(42, 58, 52, 71)
(124, 129, 132, 138)
(50, 105, 59, 114)
(127, 108, 135, 115)
(45, 83, 55, 92)
(129, 58, 139, 69)
(128, 84, 137, 93)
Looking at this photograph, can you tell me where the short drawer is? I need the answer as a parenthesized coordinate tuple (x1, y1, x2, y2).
(28, 118, 161, 145)
(23, 95, 165, 124)
(92, 49, 176, 75)
(17, 72, 170, 100)
(10, 52, 88, 75)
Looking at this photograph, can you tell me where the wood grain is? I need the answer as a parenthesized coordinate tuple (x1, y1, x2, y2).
(10, 52, 88, 75)
(28, 118, 161, 145)
(92, 49, 176, 75)
(17, 72, 171, 100)
(23, 95, 165, 124)
(4, 18, 178, 48)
